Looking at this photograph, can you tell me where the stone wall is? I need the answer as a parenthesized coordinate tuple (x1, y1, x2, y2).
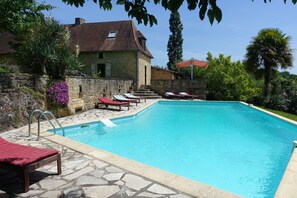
(150, 80, 206, 99)
(0, 73, 48, 93)
(0, 73, 47, 132)
(0, 73, 133, 131)
(66, 77, 133, 113)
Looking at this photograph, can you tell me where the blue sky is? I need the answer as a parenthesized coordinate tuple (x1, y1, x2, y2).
(40, 0, 297, 74)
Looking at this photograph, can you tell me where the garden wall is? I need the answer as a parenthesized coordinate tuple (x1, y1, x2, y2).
(150, 80, 206, 99)
(0, 73, 47, 132)
(0, 73, 133, 131)
(66, 77, 133, 113)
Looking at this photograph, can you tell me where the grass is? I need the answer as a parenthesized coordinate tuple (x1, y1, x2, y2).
(258, 106, 297, 122)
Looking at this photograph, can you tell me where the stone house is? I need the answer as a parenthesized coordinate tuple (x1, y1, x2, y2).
(151, 66, 177, 80)
(0, 18, 153, 89)
(67, 18, 153, 89)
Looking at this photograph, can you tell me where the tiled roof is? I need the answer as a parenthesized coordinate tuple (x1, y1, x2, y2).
(151, 66, 177, 73)
(0, 20, 153, 58)
(66, 20, 153, 58)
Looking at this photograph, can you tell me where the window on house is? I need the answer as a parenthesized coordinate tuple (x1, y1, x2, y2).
(98, 52, 104, 59)
(138, 38, 146, 49)
(108, 31, 118, 38)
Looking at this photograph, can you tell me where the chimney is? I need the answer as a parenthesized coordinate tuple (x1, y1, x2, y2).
(75, 18, 85, 25)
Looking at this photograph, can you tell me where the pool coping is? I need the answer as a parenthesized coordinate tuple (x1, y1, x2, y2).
(39, 100, 297, 198)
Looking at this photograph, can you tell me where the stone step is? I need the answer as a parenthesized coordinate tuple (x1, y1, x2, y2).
(133, 88, 162, 99)
(137, 88, 151, 92)
(134, 91, 155, 94)
(133, 92, 159, 96)
(132, 94, 162, 99)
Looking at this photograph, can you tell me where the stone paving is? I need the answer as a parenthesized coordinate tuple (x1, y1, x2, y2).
(0, 100, 192, 198)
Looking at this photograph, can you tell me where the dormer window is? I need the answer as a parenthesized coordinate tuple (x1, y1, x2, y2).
(138, 37, 146, 49)
(108, 31, 118, 38)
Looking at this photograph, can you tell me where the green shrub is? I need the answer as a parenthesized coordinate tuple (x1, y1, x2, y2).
(19, 86, 45, 100)
(264, 95, 289, 111)
(0, 66, 15, 73)
(202, 53, 260, 101)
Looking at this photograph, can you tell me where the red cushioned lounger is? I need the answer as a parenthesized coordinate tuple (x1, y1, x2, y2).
(0, 138, 61, 192)
(98, 97, 130, 110)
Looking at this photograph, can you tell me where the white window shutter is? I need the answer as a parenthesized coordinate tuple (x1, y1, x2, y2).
(91, 64, 96, 73)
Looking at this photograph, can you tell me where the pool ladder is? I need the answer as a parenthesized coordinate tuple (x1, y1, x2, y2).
(28, 109, 65, 140)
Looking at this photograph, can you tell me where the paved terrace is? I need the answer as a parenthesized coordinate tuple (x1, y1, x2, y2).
(0, 99, 242, 198)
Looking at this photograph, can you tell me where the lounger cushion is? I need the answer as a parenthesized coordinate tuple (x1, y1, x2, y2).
(0, 138, 58, 167)
(98, 97, 129, 105)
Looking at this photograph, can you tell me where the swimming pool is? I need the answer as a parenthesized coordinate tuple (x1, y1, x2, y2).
(51, 101, 297, 197)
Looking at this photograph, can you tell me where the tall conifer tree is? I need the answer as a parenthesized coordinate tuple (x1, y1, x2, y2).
(167, 11, 183, 71)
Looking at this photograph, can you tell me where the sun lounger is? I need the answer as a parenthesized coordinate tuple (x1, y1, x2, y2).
(124, 93, 146, 103)
(179, 92, 199, 99)
(98, 97, 130, 110)
(164, 92, 183, 99)
(113, 95, 139, 105)
(0, 137, 61, 192)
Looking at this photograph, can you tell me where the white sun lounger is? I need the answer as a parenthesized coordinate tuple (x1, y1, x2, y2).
(124, 93, 146, 102)
(114, 95, 139, 105)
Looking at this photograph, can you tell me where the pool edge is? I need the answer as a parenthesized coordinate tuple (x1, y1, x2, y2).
(248, 104, 297, 198)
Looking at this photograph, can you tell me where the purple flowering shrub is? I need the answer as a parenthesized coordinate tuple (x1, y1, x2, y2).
(47, 81, 69, 106)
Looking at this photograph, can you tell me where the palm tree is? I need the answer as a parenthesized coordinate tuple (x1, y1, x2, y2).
(245, 28, 293, 97)
(14, 18, 82, 79)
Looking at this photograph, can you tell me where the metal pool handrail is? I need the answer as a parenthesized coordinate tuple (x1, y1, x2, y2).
(28, 109, 65, 140)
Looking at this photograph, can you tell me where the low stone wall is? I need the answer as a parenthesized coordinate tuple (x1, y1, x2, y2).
(0, 73, 48, 93)
(67, 77, 133, 113)
(150, 80, 206, 99)
(0, 73, 46, 131)
(0, 73, 133, 131)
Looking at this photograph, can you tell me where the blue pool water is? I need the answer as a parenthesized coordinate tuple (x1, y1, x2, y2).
(51, 101, 297, 197)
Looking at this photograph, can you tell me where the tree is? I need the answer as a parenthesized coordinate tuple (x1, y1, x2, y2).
(204, 53, 260, 101)
(61, 0, 296, 26)
(266, 71, 297, 113)
(0, 0, 52, 35)
(62, 0, 223, 26)
(14, 18, 82, 79)
(244, 28, 293, 97)
(167, 11, 183, 71)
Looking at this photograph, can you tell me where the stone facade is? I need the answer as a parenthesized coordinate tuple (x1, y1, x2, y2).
(78, 51, 150, 89)
(66, 77, 133, 114)
(151, 67, 176, 80)
(150, 80, 206, 99)
(138, 52, 151, 87)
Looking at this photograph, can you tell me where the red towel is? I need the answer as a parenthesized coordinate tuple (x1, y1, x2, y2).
(0, 138, 58, 167)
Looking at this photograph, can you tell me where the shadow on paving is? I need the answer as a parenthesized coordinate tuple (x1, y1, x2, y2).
(0, 170, 52, 195)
